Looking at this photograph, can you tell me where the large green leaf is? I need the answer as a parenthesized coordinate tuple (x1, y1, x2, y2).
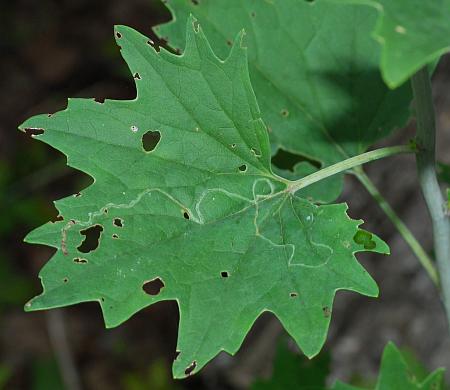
(333, 343, 446, 390)
(155, 0, 412, 202)
(21, 19, 387, 378)
(340, 0, 450, 88)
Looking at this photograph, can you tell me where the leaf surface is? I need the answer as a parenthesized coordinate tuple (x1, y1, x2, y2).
(340, 0, 450, 88)
(21, 19, 387, 378)
(155, 0, 413, 201)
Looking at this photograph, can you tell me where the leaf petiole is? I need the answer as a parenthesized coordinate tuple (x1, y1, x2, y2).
(286, 145, 414, 194)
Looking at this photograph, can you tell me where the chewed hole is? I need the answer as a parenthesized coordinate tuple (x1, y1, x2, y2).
(133, 72, 141, 80)
(94, 97, 105, 104)
(238, 164, 247, 172)
(281, 109, 289, 117)
(174, 351, 181, 361)
(131, 125, 139, 133)
(113, 218, 124, 227)
(183, 211, 190, 220)
(63, 277, 69, 283)
(221, 271, 229, 278)
(143, 278, 165, 296)
(322, 306, 331, 318)
(191, 0, 199, 5)
(73, 257, 88, 264)
(112, 234, 119, 239)
(24, 127, 44, 137)
(77, 225, 103, 253)
(290, 292, 298, 298)
(251, 147, 261, 157)
(116, 31, 122, 39)
(142, 130, 161, 152)
(231, 143, 236, 148)
(185, 361, 197, 376)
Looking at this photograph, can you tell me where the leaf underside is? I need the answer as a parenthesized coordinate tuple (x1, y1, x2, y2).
(155, 0, 413, 203)
(21, 19, 388, 378)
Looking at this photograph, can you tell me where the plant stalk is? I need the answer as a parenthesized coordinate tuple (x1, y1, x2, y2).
(411, 67, 450, 326)
(354, 168, 439, 286)
(288, 145, 412, 193)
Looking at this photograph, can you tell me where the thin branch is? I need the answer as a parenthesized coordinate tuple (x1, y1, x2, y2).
(411, 67, 450, 327)
(354, 167, 439, 286)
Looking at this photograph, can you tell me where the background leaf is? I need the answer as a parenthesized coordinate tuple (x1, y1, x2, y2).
(340, 0, 450, 88)
(251, 341, 446, 390)
(333, 342, 446, 390)
(155, 0, 413, 202)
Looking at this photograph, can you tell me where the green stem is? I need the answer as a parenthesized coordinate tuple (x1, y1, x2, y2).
(288, 145, 412, 193)
(412, 67, 450, 327)
(354, 168, 439, 286)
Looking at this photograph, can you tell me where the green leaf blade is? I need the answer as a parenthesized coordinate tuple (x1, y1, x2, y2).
(22, 19, 386, 378)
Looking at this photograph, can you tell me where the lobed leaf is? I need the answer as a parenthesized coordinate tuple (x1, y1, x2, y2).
(21, 19, 387, 378)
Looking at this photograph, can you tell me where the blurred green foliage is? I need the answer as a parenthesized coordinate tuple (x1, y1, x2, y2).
(251, 338, 330, 390)
(253, 339, 447, 390)
(122, 359, 181, 390)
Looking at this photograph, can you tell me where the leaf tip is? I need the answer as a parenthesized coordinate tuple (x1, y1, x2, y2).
(23, 300, 34, 312)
